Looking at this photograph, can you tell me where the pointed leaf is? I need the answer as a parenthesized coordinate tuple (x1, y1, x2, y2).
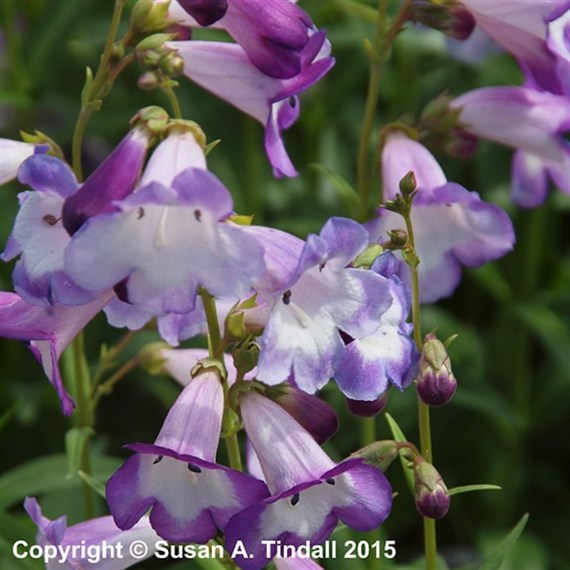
(385, 413, 415, 494)
(448, 484, 502, 496)
(310, 163, 361, 219)
(480, 513, 529, 570)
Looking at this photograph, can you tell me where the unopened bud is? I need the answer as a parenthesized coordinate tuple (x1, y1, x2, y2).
(131, 0, 171, 34)
(446, 129, 478, 158)
(137, 341, 169, 374)
(414, 457, 450, 519)
(351, 440, 400, 472)
(130, 105, 170, 136)
(411, 1, 475, 41)
(417, 333, 457, 406)
(399, 170, 417, 196)
(159, 51, 185, 77)
(387, 228, 408, 248)
(138, 70, 161, 90)
(346, 391, 389, 417)
(233, 341, 259, 376)
(139, 48, 162, 69)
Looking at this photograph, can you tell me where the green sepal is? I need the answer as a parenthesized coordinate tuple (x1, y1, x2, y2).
(353, 244, 384, 269)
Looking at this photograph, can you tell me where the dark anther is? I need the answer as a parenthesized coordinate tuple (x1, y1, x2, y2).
(282, 290, 292, 305)
(194, 209, 202, 221)
(187, 463, 202, 473)
(319, 261, 327, 272)
(290, 493, 300, 506)
(137, 207, 145, 219)
(153, 455, 164, 464)
(42, 214, 59, 226)
(326, 478, 335, 485)
(289, 96, 296, 107)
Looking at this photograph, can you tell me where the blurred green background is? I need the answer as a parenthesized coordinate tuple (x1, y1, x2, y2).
(1, 1, 569, 569)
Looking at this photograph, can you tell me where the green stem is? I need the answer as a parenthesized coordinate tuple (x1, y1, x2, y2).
(89, 358, 139, 415)
(356, 0, 413, 219)
(404, 208, 437, 570)
(162, 86, 183, 119)
(225, 433, 243, 471)
(360, 416, 376, 447)
(200, 289, 223, 359)
(71, 0, 127, 179)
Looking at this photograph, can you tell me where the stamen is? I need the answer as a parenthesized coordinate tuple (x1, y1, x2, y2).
(282, 290, 292, 305)
(319, 261, 327, 272)
(187, 463, 202, 473)
(289, 303, 312, 328)
(137, 207, 145, 219)
(153, 455, 163, 464)
(326, 478, 335, 485)
(194, 208, 202, 221)
(290, 493, 300, 506)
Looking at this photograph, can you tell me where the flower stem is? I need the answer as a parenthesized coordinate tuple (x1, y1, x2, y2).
(225, 432, 243, 472)
(71, 0, 127, 179)
(162, 86, 183, 119)
(404, 206, 437, 570)
(200, 289, 223, 359)
(356, 0, 413, 219)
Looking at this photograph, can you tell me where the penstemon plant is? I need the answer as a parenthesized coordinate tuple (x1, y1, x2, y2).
(1, 1, 569, 569)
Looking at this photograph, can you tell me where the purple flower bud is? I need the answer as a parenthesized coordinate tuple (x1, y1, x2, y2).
(351, 439, 400, 472)
(416, 333, 457, 406)
(414, 458, 450, 519)
(411, 1, 475, 41)
(346, 391, 389, 417)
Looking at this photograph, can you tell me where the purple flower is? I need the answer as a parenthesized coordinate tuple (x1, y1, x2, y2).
(225, 391, 392, 570)
(0, 290, 113, 415)
(451, 86, 570, 207)
(1, 155, 97, 306)
(368, 132, 515, 302)
(461, 0, 569, 94)
(106, 370, 269, 542)
(25, 497, 159, 569)
(168, 35, 334, 177)
(64, 167, 266, 314)
(254, 217, 393, 394)
(169, 0, 317, 79)
(62, 127, 150, 235)
(334, 252, 419, 401)
(547, 10, 570, 96)
(0, 138, 48, 185)
(158, 347, 339, 443)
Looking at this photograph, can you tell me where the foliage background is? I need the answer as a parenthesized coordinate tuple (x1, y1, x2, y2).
(1, 1, 569, 569)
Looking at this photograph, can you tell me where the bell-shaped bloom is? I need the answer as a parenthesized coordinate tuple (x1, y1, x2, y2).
(0, 139, 48, 185)
(25, 497, 159, 569)
(255, 217, 393, 394)
(368, 132, 515, 302)
(169, 34, 334, 177)
(169, 0, 314, 80)
(461, 0, 569, 94)
(1, 155, 97, 306)
(0, 290, 113, 415)
(106, 371, 269, 542)
(451, 86, 570, 207)
(334, 252, 419, 401)
(225, 392, 392, 570)
(158, 348, 339, 443)
(62, 128, 150, 235)
(64, 167, 266, 314)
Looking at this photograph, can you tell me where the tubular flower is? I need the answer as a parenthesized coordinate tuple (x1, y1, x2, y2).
(225, 392, 392, 570)
(451, 86, 570, 207)
(25, 497, 159, 569)
(254, 217, 393, 394)
(106, 371, 269, 542)
(0, 139, 48, 185)
(0, 290, 113, 415)
(368, 132, 515, 302)
(168, 33, 334, 177)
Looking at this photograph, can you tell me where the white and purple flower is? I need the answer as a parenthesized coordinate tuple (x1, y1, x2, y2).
(225, 391, 392, 570)
(451, 86, 570, 207)
(106, 370, 269, 543)
(0, 138, 48, 186)
(368, 132, 515, 302)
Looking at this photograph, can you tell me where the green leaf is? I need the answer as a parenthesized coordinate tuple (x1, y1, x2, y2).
(480, 513, 529, 570)
(310, 163, 361, 219)
(385, 413, 414, 494)
(77, 471, 106, 499)
(448, 484, 502, 496)
(0, 454, 121, 511)
(333, 0, 378, 22)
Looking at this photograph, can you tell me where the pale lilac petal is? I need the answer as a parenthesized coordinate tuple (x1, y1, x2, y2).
(139, 129, 206, 188)
(381, 132, 447, 200)
(107, 446, 268, 542)
(154, 372, 224, 460)
(0, 140, 47, 185)
(17, 154, 78, 197)
(512, 150, 550, 207)
(548, 10, 570, 95)
(103, 298, 154, 331)
(274, 558, 324, 570)
(241, 392, 336, 494)
(0, 291, 113, 414)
